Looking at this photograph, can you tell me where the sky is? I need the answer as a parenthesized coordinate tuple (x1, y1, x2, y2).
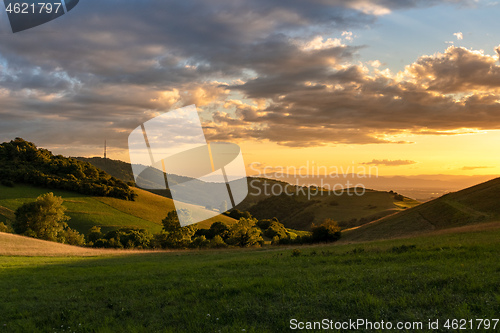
(1, 0, 500, 177)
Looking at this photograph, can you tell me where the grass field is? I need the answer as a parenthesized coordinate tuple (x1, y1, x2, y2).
(0, 224, 499, 332)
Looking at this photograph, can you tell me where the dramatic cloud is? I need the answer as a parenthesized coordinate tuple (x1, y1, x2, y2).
(0, 0, 487, 154)
(362, 159, 417, 166)
(210, 45, 500, 146)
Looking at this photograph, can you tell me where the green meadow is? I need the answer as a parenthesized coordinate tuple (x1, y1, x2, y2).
(1, 225, 499, 332)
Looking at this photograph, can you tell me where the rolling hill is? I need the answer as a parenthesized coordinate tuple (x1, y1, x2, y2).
(341, 176, 500, 242)
(75, 157, 421, 231)
(0, 183, 237, 236)
(244, 186, 419, 230)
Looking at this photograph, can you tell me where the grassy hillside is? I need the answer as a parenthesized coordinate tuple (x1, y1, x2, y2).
(342, 176, 500, 242)
(0, 223, 498, 332)
(247, 187, 419, 230)
(74, 159, 420, 232)
(0, 184, 236, 235)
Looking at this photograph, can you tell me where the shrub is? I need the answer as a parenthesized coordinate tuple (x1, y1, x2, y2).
(87, 226, 103, 244)
(0, 222, 13, 233)
(190, 235, 209, 249)
(291, 249, 301, 257)
(228, 209, 252, 220)
(61, 228, 86, 246)
(263, 221, 288, 239)
(226, 217, 263, 247)
(209, 235, 228, 248)
(208, 221, 229, 240)
(311, 219, 341, 243)
(256, 218, 274, 230)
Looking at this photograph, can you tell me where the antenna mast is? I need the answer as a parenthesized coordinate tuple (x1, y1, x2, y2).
(104, 140, 107, 161)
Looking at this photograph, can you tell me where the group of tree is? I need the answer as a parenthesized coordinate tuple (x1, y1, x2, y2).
(87, 210, 341, 249)
(4, 193, 341, 249)
(0, 138, 136, 200)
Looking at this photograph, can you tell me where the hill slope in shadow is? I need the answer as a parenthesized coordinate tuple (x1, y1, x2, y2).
(342, 177, 500, 242)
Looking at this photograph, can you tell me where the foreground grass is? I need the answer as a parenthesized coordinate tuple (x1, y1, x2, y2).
(0, 228, 499, 332)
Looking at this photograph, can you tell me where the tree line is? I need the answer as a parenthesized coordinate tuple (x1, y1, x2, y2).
(0, 138, 136, 200)
(1, 193, 341, 249)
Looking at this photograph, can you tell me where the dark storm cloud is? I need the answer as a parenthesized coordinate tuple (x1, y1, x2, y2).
(0, 0, 481, 151)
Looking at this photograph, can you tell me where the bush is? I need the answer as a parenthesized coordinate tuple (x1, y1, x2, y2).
(61, 228, 86, 246)
(208, 221, 230, 240)
(263, 221, 288, 239)
(87, 226, 103, 244)
(95, 228, 152, 249)
(291, 249, 301, 257)
(311, 219, 341, 243)
(209, 235, 228, 248)
(226, 217, 263, 247)
(0, 222, 13, 233)
(256, 218, 274, 230)
(228, 209, 252, 220)
(190, 235, 210, 249)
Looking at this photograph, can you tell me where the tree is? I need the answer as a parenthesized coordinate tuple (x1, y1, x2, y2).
(264, 221, 288, 239)
(12, 192, 85, 245)
(209, 235, 228, 248)
(161, 210, 193, 231)
(208, 221, 230, 240)
(61, 228, 86, 246)
(228, 209, 252, 220)
(13, 193, 70, 242)
(160, 210, 196, 248)
(226, 217, 263, 247)
(87, 226, 103, 244)
(311, 219, 341, 243)
(190, 235, 209, 249)
(162, 210, 181, 232)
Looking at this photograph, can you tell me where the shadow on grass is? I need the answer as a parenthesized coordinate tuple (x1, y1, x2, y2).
(0, 230, 499, 332)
